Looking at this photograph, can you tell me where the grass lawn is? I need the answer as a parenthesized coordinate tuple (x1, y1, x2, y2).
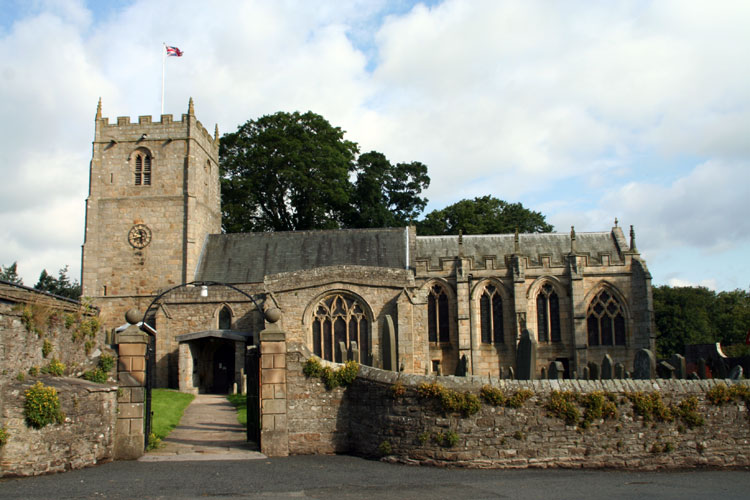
(148, 389, 195, 448)
(226, 394, 247, 427)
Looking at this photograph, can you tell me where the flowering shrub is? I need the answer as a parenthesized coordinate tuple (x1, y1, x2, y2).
(24, 381, 65, 429)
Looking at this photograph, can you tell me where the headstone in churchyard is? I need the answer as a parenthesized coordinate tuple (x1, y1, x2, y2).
(570, 370, 577, 380)
(582, 366, 590, 380)
(729, 365, 743, 380)
(349, 341, 359, 364)
(698, 358, 707, 379)
(549, 361, 564, 380)
(715, 358, 728, 379)
(383, 315, 397, 371)
(614, 362, 625, 379)
(601, 355, 614, 380)
(669, 354, 686, 379)
(456, 355, 468, 376)
(624, 370, 631, 379)
(540, 367, 547, 380)
(688, 372, 700, 380)
(516, 328, 537, 380)
(337, 342, 348, 363)
(633, 348, 656, 379)
(587, 362, 600, 380)
(507, 366, 515, 380)
(657, 361, 675, 379)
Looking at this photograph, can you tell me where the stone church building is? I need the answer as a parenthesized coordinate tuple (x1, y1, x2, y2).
(81, 100, 656, 392)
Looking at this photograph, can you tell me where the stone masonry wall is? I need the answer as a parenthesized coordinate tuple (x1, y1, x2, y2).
(286, 345, 750, 469)
(0, 284, 108, 382)
(0, 377, 117, 477)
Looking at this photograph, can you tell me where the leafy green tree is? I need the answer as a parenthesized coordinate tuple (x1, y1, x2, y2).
(0, 262, 23, 284)
(710, 289, 750, 346)
(34, 265, 81, 300)
(417, 196, 553, 235)
(653, 285, 716, 357)
(220, 111, 358, 232)
(346, 151, 430, 228)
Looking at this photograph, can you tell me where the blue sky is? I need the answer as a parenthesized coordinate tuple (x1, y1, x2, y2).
(1, 0, 749, 292)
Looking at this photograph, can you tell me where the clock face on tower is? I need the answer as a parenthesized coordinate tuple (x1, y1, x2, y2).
(128, 224, 152, 248)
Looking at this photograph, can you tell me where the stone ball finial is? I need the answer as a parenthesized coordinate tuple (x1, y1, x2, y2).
(264, 307, 281, 323)
(125, 308, 142, 325)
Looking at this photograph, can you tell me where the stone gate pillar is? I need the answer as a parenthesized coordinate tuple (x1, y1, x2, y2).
(260, 320, 289, 457)
(114, 324, 147, 459)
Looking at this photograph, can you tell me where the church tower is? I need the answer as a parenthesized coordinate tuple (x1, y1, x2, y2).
(81, 98, 221, 331)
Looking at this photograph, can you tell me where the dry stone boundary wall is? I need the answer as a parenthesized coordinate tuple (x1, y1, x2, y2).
(0, 377, 117, 477)
(286, 343, 750, 469)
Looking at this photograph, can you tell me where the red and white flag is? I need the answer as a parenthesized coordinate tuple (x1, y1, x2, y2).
(166, 45, 183, 57)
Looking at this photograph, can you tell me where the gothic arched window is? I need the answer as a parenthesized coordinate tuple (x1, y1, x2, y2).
(133, 150, 152, 186)
(219, 306, 232, 330)
(428, 283, 450, 343)
(587, 290, 626, 346)
(311, 294, 369, 364)
(536, 283, 561, 343)
(480, 284, 504, 344)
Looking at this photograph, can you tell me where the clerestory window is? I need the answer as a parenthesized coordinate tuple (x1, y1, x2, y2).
(428, 283, 450, 343)
(587, 290, 626, 346)
(537, 283, 561, 343)
(311, 293, 369, 364)
(480, 284, 504, 344)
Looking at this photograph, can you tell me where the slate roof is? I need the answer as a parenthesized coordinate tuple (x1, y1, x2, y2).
(195, 228, 409, 284)
(415, 231, 622, 267)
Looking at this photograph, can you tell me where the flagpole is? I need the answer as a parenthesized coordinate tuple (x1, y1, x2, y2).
(161, 42, 166, 115)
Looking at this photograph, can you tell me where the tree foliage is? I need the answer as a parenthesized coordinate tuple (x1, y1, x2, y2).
(34, 265, 81, 300)
(346, 151, 429, 228)
(220, 112, 431, 233)
(0, 262, 23, 284)
(417, 195, 553, 235)
(220, 111, 358, 232)
(653, 285, 750, 357)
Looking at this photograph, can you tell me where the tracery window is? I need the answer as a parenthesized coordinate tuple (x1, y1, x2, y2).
(480, 284, 504, 344)
(134, 151, 152, 186)
(311, 293, 369, 363)
(219, 306, 232, 330)
(587, 290, 626, 346)
(536, 283, 561, 343)
(427, 283, 450, 343)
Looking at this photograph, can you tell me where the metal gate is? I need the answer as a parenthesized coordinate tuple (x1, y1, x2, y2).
(245, 345, 261, 444)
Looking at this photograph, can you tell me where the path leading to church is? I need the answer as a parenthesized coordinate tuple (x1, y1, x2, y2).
(139, 394, 266, 461)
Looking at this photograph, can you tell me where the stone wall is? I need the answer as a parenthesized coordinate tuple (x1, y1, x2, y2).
(285, 345, 750, 469)
(0, 283, 108, 382)
(0, 377, 117, 477)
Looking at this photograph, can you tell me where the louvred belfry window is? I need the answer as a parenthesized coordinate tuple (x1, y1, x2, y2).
(311, 294, 370, 364)
(480, 284, 504, 344)
(134, 151, 152, 186)
(587, 290, 626, 346)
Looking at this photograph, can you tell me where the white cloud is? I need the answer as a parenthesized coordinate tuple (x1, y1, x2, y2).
(2, 0, 750, 291)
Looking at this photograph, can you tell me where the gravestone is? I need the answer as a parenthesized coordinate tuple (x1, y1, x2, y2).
(587, 362, 600, 380)
(633, 348, 656, 380)
(549, 361, 564, 380)
(698, 358, 707, 379)
(382, 315, 397, 371)
(601, 355, 614, 380)
(540, 367, 547, 380)
(669, 354, 686, 379)
(614, 362, 625, 379)
(582, 366, 590, 380)
(570, 370, 577, 380)
(337, 342, 348, 363)
(657, 361, 675, 379)
(516, 329, 537, 380)
(507, 366, 515, 380)
(348, 341, 359, 364)
(688, 372, 700, 380)
(456, 354, 468, 376)
(715, 358, 728, 379)
(730, 365, 743, 380)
